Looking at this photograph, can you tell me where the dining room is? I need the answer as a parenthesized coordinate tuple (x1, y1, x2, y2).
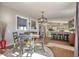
(0, 2, 77, 57)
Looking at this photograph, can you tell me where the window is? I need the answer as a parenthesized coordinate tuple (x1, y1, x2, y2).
(17, 16, 27, 30)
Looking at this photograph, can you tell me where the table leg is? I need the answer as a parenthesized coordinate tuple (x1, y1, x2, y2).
(33, 38, 35, 52)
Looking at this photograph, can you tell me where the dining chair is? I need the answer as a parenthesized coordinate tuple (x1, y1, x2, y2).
(12, 32, 21, 56)
(12, 32, 19, 48)
(20, 33, 33, 57)
(35, 33, 45, 52)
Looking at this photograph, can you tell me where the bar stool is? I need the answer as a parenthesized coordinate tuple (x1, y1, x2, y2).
(64, 34, 69, 41)
(55, 34, 57, 40)
(62, 34, 65, 40)
(60, 34, 64, 40)
(58, 34, 61, 40)
(52, 34, 55, 39)
(55, 34, 58, 40)
(64, 34, 67, 41)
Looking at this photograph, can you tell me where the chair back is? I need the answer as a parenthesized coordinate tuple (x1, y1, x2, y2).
(13, 32, 18, 43)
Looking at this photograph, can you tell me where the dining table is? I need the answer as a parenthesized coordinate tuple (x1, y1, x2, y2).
(18, 33, 39, 56)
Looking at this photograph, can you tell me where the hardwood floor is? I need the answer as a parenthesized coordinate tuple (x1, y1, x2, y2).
(0, 39, 74, 57)
(48, 39, 70, 46)
(0, 45, 13, 54)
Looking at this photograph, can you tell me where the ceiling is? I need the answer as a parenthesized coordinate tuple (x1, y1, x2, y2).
(1, 2, 76, 21)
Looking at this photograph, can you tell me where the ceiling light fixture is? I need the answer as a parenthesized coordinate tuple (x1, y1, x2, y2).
(38, 11, 47, 23)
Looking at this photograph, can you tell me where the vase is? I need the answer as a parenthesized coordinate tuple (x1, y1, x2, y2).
(0, 41, 1, 48)
(1, 39, 6, 49)
(1, 31, 6, 49)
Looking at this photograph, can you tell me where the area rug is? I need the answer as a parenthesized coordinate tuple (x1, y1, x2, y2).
(2, 46, 54, 57)
(46, 43, 74, 51)
(48, 47, 74, 57)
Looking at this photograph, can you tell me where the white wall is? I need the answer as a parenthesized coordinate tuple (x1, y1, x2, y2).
(74, 16, 78, 56)
(0, 4, 1, 22)
(74, 3, 78, 56)
(0, 4, 39, 46)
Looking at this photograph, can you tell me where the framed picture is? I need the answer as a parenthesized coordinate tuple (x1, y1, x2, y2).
(16, 15, 29, 30)
(30, 20, 37, 29)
